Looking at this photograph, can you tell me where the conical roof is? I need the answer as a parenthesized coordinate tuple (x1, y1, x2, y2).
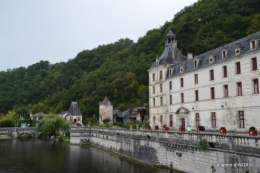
(101, 96, 112, 105)
(67, 102, 82, 116)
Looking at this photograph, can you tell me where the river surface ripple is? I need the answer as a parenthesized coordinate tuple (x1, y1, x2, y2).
(0, 139, 174, 173)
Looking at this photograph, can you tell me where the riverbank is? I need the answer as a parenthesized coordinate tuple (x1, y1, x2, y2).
(0, 135, 11, 139)
(88, 142, 184, 173)
(58, 136, 70, 143)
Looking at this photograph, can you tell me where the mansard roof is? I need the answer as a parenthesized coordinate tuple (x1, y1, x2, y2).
(67, 102, 82, 116)
(166, 31, 260, 78)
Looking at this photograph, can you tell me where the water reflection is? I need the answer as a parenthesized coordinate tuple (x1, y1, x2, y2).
(0, 139, 174, 173)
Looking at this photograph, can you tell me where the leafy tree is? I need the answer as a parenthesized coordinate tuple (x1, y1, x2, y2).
(36, 114, 70, 138)
(0, 111, 16, 127)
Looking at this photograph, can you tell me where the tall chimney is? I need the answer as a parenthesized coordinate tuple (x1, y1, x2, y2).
(187, 53, 193, 59)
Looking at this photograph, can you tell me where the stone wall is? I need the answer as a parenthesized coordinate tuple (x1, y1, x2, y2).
(70, 127, 260, 173)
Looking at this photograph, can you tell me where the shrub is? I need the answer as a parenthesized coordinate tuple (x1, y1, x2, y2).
(143, 122, 149, 128)
(0, 118, 13, 127)
(87, 117, 99, 126)
(198, 139, 208, 149)
(197, 126, 205, 131)
(102, 118, 110, 124)
(249, 126, 256, 130)
(220, 127, 226, 130)
(116, 122, 124, 127)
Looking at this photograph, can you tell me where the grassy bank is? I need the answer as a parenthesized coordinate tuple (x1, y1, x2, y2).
(58, 136, 70, 143)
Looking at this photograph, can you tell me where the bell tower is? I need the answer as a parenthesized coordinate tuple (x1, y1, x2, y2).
(165, 30, 176, 46)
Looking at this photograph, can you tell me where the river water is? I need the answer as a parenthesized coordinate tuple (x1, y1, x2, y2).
(0, 139, 173, 173)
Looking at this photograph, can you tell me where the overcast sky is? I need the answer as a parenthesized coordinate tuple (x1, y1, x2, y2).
(0, 0, 197, 71)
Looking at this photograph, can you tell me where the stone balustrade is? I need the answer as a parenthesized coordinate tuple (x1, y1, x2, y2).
(83, 127, 260, 154)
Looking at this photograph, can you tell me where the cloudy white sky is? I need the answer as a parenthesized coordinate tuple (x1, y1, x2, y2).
(0, 0, 197, 71)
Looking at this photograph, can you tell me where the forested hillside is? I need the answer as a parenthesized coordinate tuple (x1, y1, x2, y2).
(0, 0, 259, 121)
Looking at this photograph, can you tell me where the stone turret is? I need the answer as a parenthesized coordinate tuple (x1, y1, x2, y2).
(99, 97, 113, 124)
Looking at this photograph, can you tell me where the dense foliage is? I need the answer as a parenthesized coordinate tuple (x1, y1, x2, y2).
(0, 0, 259, 121)
(0, 111, 17, 127)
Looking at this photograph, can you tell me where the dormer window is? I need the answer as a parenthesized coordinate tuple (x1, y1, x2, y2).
(180, 65, 185, 73)
(252, 40, 256, 49)
(168, 69, 172, 76)
(209, 55, 215, 63)
(222, 49, 228, 58)
(156, 59, 159, 66)
(235, 45, 240, 55)
(194, 58, 199, 69)
(250, 39, 258, 50)
(222, 50, 226, 58)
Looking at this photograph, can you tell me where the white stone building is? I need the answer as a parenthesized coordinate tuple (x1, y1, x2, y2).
(148, 31, 260, 131)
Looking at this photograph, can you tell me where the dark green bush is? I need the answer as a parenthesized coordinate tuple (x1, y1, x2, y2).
(116, 122, 124, 127)
(0, 118, 13, 127)
(249, 126, 256, 130)
(102, 118, 110, 124)
(198, 139, 208, 149)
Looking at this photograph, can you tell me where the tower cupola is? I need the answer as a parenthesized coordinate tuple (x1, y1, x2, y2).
(165, 30, 176, 46)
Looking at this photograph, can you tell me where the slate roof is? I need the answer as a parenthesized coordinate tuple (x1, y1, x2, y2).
(58, 111, 68, 115)
(150, 31, 187, 69)
(166, 31, 260, 78)
(101, 96, 112, 105)
(32, 112, 46, 117)
(67, 102, 82, 116)
(113, 109, 138, 118)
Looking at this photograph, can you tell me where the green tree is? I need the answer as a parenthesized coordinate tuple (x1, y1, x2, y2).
(0, 111, 16, 127)
(36, 114, 70, 138)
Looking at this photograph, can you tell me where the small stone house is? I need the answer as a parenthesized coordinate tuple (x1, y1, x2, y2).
(66, 102, 82, 124)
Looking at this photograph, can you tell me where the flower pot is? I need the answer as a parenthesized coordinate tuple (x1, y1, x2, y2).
(249, 130, 258, 136)
(163, 127, 169, 131)
(147, 127, 151, 130)
(154, 126, 159, 130)
(197, 126, 205, 132)
(220, 128, 227, 134)
(178, 127, 185, 132)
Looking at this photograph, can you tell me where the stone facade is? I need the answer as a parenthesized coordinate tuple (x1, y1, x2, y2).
(148, 31, 260, 131)
(99, 97, 113, 124)
(66, 101, 82, 124)
(70, 127, 260, 173)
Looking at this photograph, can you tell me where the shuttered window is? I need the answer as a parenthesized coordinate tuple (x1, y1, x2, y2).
(195, 90, 199, 101)
(237, 82, 242, 96)
(211, 87, 215, 99)
(239, 111, 245, 128)
(252, 57, 257, 71)
(223, 66, 227, 77)
(236, 62, 241, 74)
(210, 70, 214, 80)
(254, 79, 259, 94)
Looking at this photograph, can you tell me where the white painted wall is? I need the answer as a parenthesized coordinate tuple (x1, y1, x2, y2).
(149, 44, 260, 131)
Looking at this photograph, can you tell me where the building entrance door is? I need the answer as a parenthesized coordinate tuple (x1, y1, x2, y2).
(181, 118, 185, 128)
